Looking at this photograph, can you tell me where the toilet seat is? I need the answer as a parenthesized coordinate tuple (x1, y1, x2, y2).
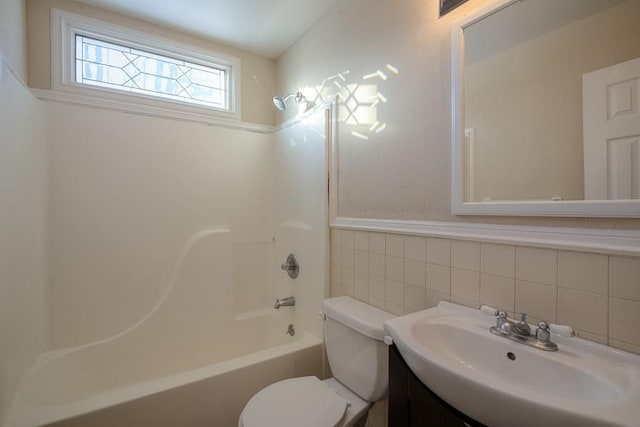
(239, 376, 349, 427)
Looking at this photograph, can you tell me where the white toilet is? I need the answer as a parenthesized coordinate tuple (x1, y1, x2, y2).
(238, 296, 395, 427)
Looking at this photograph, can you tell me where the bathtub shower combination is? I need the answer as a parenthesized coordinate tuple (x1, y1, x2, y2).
(6, 104, 332, 427)
(7, 230, 321, 427)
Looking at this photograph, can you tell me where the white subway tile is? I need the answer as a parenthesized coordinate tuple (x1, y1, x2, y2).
(574, 329, 608, 345)
(330, 265, 341, 287)
(341, 267, 354, 289)
(385, 256, 404, 282)
(385, 234, 404, 258)
(450, 296, 480, 309)
(341, 248, 354, 269)
(480, 274, 515, 313)
(354, 250, 369, 272)
(354, 292, 369, 304)
(404, 236, 426, 262)
(369, 274, 385, 299)
(369, 253, 385, 277)
(516, 247, 557, 285)
(609, 297, 640, 347)
(426, 289, 450, 309)
(515, 280, 557, 323)
(369, 232, 386, 254)
(558, 251, 607, 295)
(404, 284, 426, 313)
(404, 260, 426, 288)
(451, 240, 480, 272)
(355, 269, 369, 295)
(481, 243, 515, 278)
(426, 263, 451, 295)
(609, 339, 640, 356)
(354, 231, 370, 251)
(451, 268, 480, 302)
(610, 256, 640, 302)
(368, 295, 386, 310)
(558, 288, 607, 336)
(330, 246, 341, 267)
(427, 238, 451, 266)
(385, 278, 404, 306)
(385, 302, 404, 316)
(342, 230, 355, 249)
(330, 228, 341, 247)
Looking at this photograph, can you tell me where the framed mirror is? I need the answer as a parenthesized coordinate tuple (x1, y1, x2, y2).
(451, 0, 640, 217)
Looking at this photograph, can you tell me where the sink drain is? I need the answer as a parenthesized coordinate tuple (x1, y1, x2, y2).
(507, 352, 516, 361)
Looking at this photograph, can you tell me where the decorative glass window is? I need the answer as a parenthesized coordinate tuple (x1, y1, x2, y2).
(75, 35, 228, 110)
(51, 9, 241, 121)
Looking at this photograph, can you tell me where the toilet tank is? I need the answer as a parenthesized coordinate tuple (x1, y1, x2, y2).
(323, 297, 395, 402)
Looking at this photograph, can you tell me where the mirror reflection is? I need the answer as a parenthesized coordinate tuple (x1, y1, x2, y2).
(463, 0, 640, 202)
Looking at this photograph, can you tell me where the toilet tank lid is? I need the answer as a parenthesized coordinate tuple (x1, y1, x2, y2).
(323, 297, 395, 341)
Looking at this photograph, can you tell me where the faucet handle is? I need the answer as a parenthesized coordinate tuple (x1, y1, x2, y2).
(537, 320, 549, 329)
(496, 310, 508, 327)
(536, 320, 551, 342)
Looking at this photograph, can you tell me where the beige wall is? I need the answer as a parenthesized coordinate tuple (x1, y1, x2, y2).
(26, 0, 277, 126)
(465, 0, 640, 202)
(276, 0, 640, 229)
(0, 0, 48, 422)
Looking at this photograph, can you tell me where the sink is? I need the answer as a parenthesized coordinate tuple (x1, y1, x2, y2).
(383, 302, 640, 427)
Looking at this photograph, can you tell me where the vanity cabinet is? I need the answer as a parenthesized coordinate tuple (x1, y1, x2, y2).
(388, 344, 486, 427)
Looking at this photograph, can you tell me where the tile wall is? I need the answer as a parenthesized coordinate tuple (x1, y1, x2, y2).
(330, 228, 640, 354)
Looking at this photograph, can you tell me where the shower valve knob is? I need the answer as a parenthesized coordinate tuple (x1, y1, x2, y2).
(280, 253, 299, 279)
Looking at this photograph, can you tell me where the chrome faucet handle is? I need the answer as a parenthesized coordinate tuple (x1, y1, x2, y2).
(536, 320, 551, 342)
(496, 310, 508, 327)
(280, 254, 299, 279)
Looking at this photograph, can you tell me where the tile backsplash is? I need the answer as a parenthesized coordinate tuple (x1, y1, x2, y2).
(330, 228, 640, 355)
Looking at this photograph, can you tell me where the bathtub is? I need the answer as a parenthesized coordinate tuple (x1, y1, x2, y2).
(7, 332, 322, 427)
(6, 230, 324, 426)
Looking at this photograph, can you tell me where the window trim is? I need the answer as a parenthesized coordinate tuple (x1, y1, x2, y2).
(51, 8, 241, 121)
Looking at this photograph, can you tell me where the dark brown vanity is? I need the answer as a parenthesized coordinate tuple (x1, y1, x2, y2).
(388, 344, 486, 427)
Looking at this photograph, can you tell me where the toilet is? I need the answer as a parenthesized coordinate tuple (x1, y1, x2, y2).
(239, 296, 395, 427)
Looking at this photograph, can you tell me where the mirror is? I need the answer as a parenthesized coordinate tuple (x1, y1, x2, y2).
(451, 0, 640, 217)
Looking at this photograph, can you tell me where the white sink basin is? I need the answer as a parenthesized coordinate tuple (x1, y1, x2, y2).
(383, 302, 640, 427)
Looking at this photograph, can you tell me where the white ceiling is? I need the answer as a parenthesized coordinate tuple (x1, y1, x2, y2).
(76, 0, 341, 59)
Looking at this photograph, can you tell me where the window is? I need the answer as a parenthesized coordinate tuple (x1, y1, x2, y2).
(52, 9, 241, 120)
(75, 35, 228, 110)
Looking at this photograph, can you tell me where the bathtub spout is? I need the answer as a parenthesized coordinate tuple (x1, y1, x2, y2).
(274, 296, 295, 309)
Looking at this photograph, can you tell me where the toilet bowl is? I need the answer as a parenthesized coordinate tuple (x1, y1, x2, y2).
(238, 376, 369, 427)
(239, 297, 394, 427)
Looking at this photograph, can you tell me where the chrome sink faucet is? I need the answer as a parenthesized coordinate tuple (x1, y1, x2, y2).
(513, 313, 531, 336)
(490, 311, 558, 351)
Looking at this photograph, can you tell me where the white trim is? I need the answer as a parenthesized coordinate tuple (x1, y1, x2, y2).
(450, 0, 640, 217)
(31, 88, 273, 133)
(330, 217, 640, 256)
(328, 98, 339, 224)
(463, 127, 475, 202)
(51, 8, 241, 121)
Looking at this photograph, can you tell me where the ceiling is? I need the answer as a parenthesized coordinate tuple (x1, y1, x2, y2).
(76, 0, 341, 59)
